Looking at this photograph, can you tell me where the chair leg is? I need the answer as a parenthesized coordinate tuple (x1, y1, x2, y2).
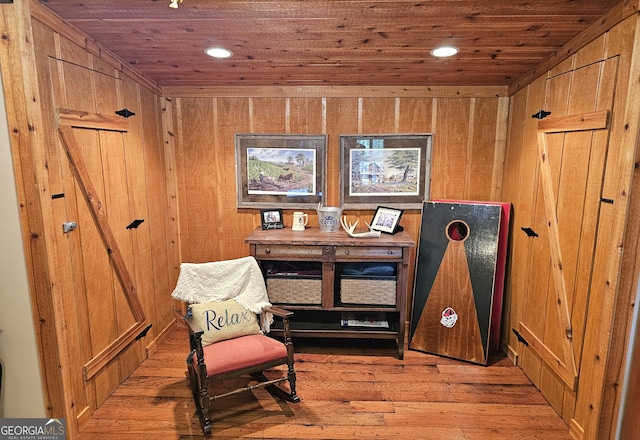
(187, 356, 213, 434)
(287, 362, 301, 403)
(194, 383, 212, 435)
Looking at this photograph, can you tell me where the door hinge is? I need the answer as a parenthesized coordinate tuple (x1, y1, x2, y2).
(512, 328, 529, 346)
(532, 110, 551, 119)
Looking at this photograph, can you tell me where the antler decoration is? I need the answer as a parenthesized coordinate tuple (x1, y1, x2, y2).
(340, 216, 381, 239)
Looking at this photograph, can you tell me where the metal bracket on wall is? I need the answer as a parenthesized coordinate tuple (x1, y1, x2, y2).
(521, 227, 538, 237)
(126, 219, 145, 229)
(63, 221, 77, 233)
(135, 324, 153, 341)
(115, 108, 136, 118)
(531, 110, 551, 119)
(512, 328, 529, 346)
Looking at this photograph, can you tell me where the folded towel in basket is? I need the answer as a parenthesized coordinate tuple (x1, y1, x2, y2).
(342, 262, 396, 276)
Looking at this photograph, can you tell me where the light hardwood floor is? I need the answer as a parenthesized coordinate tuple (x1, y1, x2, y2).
(77, 323, 573, 440)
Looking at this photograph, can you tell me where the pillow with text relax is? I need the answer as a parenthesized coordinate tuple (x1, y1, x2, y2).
(190, 299, 262, 346)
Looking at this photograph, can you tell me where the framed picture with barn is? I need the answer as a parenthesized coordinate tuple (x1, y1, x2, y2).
(235, 134, 327, 208)
(339, 134, 432, 209)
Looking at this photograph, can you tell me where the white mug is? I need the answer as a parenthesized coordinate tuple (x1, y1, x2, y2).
(292, 211, 308, 231)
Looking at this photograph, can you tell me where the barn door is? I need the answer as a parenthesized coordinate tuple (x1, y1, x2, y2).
(55, 109, 147, 382)
(517, 58, 616, 392)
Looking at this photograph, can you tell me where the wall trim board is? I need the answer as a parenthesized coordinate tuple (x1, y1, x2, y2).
(161, 85, 509, 99)
(0, 33, 46, 421)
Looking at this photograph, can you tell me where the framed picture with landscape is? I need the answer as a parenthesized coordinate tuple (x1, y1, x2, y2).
(339, 134, 432, 209)
(235, 134, 327, 208)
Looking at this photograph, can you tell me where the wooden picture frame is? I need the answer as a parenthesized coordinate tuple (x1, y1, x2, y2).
(339, 134, 432, 209)
(235, 134, 327, 208)
(260, 209, 284, 230)
(370, 206, 404, 234)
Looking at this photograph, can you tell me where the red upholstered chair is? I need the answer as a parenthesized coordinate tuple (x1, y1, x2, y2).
(184, 305, 299, 434)
(172, 257, 300, 435)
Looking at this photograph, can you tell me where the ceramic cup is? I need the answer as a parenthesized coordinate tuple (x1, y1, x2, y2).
(292, 211, 308, 231)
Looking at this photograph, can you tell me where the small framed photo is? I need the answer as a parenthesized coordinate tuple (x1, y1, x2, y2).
(260, 209, 284, 230)
(371, 206, 404, 234)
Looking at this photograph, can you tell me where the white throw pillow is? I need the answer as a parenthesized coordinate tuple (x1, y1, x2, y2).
(190, 299, 261, 346)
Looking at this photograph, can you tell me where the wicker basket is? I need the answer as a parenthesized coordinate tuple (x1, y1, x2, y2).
(266, 276, 322, 305)
(340, 275, 397, 305)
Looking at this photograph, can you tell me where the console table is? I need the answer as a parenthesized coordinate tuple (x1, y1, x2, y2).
(246, 227, 415, 359)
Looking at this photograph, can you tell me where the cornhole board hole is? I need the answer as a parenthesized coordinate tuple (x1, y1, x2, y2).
(409, 201, 510, 365)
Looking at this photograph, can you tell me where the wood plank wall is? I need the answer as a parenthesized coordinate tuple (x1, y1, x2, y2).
(0, 2, 181, 437)
(2, 1, 640, 440)
(167, 92, 509, 317)
(166, 9, 640, 440)
(501, 12, 640, 440)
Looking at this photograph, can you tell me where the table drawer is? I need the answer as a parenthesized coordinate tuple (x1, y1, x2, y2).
(254, 244, 326, 259)
(335, 246, 403, 260)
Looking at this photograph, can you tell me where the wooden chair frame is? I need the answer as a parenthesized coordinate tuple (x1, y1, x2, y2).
(185, 306, 300, 435)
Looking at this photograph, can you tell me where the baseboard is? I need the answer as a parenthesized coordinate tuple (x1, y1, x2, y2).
(569, 418, 584, 440)
(502, 340, 519, 365)
(75, 404, 91, 429)
(146, 319, 178, 357)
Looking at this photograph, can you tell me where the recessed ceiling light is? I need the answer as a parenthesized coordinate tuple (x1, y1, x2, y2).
(431, 46, 459, 58)
(205, 47, 233, 59)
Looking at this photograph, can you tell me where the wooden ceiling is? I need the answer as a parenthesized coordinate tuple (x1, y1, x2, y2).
(38, 0, 624, 89)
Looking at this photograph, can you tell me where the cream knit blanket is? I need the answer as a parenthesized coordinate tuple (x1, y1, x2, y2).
(171, 256, 273, 332)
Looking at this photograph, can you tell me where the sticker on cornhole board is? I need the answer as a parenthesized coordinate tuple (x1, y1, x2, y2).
(440, 307, 458, 328)
(410, 201, 502, 365)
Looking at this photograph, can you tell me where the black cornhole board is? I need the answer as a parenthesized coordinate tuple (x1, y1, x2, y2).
(410, 201, 502, 365)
